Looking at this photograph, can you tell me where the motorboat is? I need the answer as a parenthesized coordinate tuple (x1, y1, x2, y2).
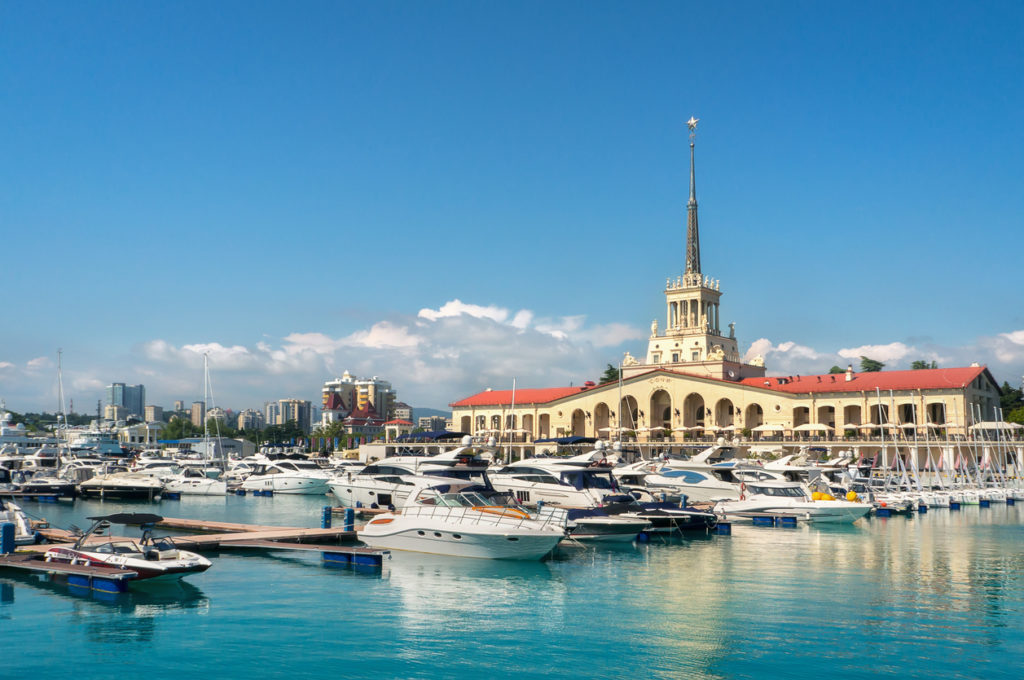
(0, 498, 37, 545)
(16, 471, 78, 498)
(240, 457, 331, 495)
(358, 480, 566, 560)
(162, 467, 227, 495)
(78, 467, 165, 500)
(598, 498, 719, 533)
(714, 481, 872, 523)
(43, 513, 211, 582)
(559, 509, 650, 542)
(488, 449, 624, 507)
(330, 445, 493, 508)
(613, 444, 782, 503)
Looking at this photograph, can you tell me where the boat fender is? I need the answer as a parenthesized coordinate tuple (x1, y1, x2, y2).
(846, 491, 859, 502)
(739, 482, 746, 501)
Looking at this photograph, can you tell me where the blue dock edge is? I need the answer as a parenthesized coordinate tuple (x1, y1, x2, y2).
(875, 507, 892, 517)
(322, 549, 387, 568)
(950, 501, 961, 510)
(68, 574, 130, 594)
(979, 499, 991, 508)
(1008, 498, 1016, 506)
(918, 505, 928, 514)
(714, 522, 731, 535)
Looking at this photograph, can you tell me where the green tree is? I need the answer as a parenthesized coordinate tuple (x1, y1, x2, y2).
(1000, 381, 1023, 412)
(311, 421, 348, 450)
(1006, 405, 1024, 425)
(860, 356, 885, 373)
(828, 365, 845, 374)
(162, 415, 200, 440)
(911, 360, 938, 370)
(599, 363, 621, 384)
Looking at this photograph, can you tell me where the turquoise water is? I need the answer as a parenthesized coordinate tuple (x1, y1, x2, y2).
(3, 496, 1023, 679)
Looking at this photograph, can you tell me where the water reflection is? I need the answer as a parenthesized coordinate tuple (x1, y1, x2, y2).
(1, 573, 209, 642)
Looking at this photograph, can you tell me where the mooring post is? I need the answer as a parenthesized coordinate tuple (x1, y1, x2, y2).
(321, 506, 332, 529)
(0, 522, 14, 555)
(343, 508, 355, 532)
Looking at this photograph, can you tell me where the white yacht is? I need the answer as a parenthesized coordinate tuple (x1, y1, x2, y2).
(358, 480, 566, 560)
(488, 449, 626, 507)
(78, 466, 166, 500)
(614, 445, 784, 503)
(714, 481, 872, 523)
(240, 457, 331, 495)
(0, 499, 37, 545)
(329, 444, 492, 508)
(132, 461, 226, 495)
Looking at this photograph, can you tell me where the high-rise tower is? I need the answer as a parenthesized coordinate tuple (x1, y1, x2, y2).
(633, 118, 765, 382)
(685, 116, 701, 277)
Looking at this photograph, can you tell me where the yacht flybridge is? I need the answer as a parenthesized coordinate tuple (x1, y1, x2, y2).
(488, 448, 625, 507)
(330, 439, 493, 508)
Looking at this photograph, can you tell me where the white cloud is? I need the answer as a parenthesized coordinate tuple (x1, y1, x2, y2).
(418, 299, 511, 323)
(838, 342, 914, 364)
(0, 361, 14, 371)
(26, 356, 52, 371)
(123, 300, 643, 409)
(339, 322, 421, 349)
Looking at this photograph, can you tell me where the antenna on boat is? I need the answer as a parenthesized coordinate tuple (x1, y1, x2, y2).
(505, 378, 516, 463)
(202, 353, 225, 469)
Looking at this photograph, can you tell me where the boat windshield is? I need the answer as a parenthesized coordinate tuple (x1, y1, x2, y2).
(560, 470, 617, 491)
(748, 485, 807, 498)
(93, 541, 141, 555)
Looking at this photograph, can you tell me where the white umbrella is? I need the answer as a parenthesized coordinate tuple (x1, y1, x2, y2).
(751, 424, 785, 432)
(969, 421, 1016, 431)
(857, 422, 878, 429)
(719, 424, 740, 431)
(794, 423, 832, 432)
(842, 423, 861, 430)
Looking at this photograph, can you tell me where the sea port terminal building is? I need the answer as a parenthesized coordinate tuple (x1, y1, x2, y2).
(449, 123, 1006, 454)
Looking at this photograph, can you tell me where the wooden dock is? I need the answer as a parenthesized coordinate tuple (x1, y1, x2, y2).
(0, 553, 138, 593)
(27, 516, 386, 568)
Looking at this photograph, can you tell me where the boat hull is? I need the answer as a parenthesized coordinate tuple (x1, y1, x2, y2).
(360, 527, 562, 560)
(241, 475, 329, 495)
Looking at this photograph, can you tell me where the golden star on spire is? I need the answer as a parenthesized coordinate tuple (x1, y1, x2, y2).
(686, 116, 699, 131)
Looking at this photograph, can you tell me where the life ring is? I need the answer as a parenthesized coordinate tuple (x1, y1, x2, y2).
(739, 482, 747, 501)
(599, 458, 608, 466)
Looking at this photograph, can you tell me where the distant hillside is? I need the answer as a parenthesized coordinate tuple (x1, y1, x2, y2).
(411, 407, 452, 423)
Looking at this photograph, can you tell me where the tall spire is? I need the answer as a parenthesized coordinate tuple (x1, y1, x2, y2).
(684, 116, 701, 276)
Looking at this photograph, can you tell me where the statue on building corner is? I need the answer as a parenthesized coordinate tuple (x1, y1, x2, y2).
(729, 322, 735, 339)
(651, 319, 659, 337)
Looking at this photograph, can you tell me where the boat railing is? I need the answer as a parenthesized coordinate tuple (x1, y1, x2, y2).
(401, 504, 567, 530)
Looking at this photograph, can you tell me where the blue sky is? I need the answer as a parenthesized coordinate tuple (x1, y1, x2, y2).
(2, 1, 1023, 414)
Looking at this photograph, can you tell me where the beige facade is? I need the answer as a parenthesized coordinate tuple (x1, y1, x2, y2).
(452, 368, 997, 441)
(451, 123, 1003, 448)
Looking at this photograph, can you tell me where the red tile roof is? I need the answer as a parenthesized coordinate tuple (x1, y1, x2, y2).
(450, 386, 588, 408)
(383, 419, 413, 426)
(739, 366, 990, 394)
(324, 392, 347, 411)
(345, 402, 384, 425)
